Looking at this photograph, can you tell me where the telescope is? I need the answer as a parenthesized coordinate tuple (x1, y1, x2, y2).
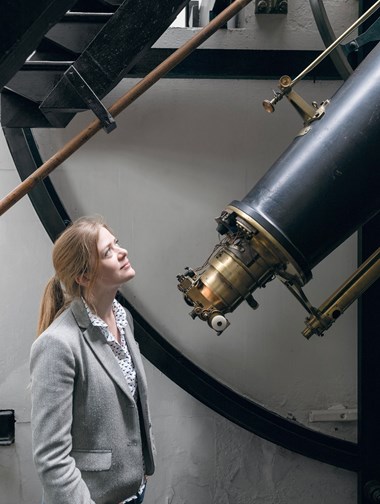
(177, 36, 380, 338)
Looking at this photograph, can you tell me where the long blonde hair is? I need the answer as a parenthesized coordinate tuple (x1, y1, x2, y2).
(37, 216, 111, 335)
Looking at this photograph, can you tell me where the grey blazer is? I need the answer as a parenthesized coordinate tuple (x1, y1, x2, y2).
(30, 298, 155, 504)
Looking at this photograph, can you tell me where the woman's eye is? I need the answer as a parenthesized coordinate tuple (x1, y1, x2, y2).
(103, 238, 120, 257)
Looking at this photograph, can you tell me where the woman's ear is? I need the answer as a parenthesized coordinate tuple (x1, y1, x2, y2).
(76, 274, 90, 287)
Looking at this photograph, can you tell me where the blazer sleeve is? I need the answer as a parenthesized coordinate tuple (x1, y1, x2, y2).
(30, 329, 96, 504)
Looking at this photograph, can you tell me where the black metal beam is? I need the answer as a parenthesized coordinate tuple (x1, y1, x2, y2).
(126, 48, 345, 79)
(358, 215, 380, 503)
(16, 48, 345, 80)
(40, 0, 191, 117)
(357, 2, 380, 501)
(0, 0, 77, 91)
(2, 48, 343, 129)
(16, 47, 344, 80)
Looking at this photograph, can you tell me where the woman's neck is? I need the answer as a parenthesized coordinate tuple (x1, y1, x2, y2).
(84, 288, 116, 322)
(87, 293, 120, 343)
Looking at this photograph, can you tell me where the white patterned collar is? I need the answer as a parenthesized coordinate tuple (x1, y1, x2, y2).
(82, 298, 128, 336)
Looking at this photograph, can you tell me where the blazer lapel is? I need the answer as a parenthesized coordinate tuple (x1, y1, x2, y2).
(70, 298, 135, 402)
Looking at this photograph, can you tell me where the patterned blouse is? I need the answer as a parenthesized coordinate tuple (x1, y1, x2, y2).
(83, 298, 145, 502)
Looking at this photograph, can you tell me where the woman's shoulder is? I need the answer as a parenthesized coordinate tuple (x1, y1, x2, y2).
(32, 306, 80, 351)
(47, 305, 78, 332)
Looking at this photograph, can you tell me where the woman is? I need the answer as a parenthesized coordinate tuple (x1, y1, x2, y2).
(30, 216, 155, 504)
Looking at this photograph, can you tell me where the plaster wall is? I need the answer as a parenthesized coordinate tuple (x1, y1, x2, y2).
(160, 0, 358, 49)
(0, 1, 360, 503)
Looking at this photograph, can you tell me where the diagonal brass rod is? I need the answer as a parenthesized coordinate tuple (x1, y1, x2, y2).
(0, 0, 253, 216)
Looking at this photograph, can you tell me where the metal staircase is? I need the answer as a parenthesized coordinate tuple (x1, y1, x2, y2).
(1, 0, 189, 128)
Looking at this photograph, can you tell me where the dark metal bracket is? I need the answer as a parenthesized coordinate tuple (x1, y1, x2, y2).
(64, 66, 117, 133)
(186, 0, 200, 27)
(0, 409, 15, 445)
(342, 16, 380, 55)
(255, 0, 288, 14)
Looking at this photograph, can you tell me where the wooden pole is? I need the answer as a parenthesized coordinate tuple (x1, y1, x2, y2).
(0, 0, 253, 216)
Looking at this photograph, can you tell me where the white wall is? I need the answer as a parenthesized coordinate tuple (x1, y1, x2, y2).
(0, 1, 360, 503)
(0, 131, 53, 503)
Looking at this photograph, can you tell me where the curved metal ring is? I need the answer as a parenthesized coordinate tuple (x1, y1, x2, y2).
(309, 0, 353, 80)
(2, 125, 358, 471)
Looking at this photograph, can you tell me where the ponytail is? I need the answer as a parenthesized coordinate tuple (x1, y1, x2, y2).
(37, 275, 67, 336)
(36, 216, 107, 336)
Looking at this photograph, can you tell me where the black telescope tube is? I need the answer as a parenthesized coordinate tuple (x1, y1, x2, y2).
(232, 41, 380, 273)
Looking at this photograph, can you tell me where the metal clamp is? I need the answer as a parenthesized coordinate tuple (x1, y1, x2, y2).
(263, 75, 329, 126)
(255, 0, 287, 14)
(64, 66, 117, 133)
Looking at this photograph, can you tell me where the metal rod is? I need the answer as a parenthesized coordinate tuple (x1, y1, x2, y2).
(302, 247, 380, 338)
(292, 0, 380, 86)
(318, 247, 380, 313)
(0, 0, 253, 217)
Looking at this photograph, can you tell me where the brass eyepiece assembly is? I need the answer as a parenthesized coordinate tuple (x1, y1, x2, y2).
(177, 206, 306, 334)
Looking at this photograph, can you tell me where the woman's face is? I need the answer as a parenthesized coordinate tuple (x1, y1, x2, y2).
(91, 226, 136, 292)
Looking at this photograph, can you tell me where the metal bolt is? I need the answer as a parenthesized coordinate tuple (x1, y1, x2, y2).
(257, 0, 268, 13)
(277, 1, 288, 14)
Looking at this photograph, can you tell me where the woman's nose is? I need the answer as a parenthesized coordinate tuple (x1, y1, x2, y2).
(118, 246, 127, 257)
